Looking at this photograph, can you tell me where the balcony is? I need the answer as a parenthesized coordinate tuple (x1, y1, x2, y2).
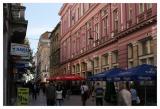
(137, 12, 145, 23)
(137, 8, 153, 24)
(11, 5, 28, 42)
(127, 19, 133, 28)
(146, 8, 152, 19)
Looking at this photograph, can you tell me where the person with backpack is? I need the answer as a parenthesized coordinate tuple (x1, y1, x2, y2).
(95, 82, 104, 106)
(80, 81, 89, 106)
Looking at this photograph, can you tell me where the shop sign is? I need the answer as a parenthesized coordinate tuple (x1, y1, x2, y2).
(10, 43, 29, 56)
(17, 87, 29, 105)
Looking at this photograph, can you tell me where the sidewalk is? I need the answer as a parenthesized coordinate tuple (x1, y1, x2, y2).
(29, 90, 47, 106)
(28, 90, 115, 106)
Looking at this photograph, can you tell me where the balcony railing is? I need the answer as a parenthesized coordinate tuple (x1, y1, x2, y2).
(146, 8, 152, 19)
(137, 12, 145, 23)
(127, 19, 133, 28)
(137, 8, 153, 23)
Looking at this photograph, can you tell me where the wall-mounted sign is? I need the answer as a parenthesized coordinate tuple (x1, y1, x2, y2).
(10, 43, 29, 56)
(17, 87, 29, 105)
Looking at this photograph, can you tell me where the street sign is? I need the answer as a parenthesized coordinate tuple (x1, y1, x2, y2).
(17, 87, 29, 105)
(10, 43, 29, 56)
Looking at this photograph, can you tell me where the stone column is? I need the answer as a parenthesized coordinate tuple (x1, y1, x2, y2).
(99, 55, 102, 72)
(132, 41, 138, 67)
(108, 52, 112, 69)
(153, 37, 157, 65)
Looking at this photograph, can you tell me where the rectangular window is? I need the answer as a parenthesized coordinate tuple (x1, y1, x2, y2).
(128, 61, 133, 68)
(94, 23, 99, 40)
(146, 3, 152, 10)
(139, 3, 145, 14)
(76, 64, 80, 72)
(128, 44, 133, 59)
(112, 50, 118, 64)
(148, 57, 154, 65)
(128, 4, 132, 20)
(102, 54, 109, 66)
(113, 9, 118, 33)
(102, 16, 108, 37)
(94, 57, 99, 67)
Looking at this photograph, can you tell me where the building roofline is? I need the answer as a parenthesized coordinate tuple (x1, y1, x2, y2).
(58, 3, 67, 16)
(49, 22, 61, 39)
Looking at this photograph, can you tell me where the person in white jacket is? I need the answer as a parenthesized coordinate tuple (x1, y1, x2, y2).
(56, 85, 63, 106)
(117, 82, 132, 106)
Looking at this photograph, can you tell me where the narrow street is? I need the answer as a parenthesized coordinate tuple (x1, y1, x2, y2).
(28, 90, 114, 106)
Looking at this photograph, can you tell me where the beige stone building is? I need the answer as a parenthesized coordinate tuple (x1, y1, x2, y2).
(37, 31, 51, 82)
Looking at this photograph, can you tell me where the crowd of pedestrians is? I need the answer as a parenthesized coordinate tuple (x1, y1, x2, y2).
(27, 80, 140, 106)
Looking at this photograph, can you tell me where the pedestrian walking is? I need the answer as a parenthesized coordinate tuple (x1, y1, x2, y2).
(95, 82, 104, 106)
(130, 84, 137, 105)
(46, 81, 56, 106)
(62, 83, 67, 99)
(36, 83, 40, 96)
(56, 85, 63, 106)
(42, 83, 46, 95)
(91, 82, 95, 102)
(117, 82, 132, 106)
(80, 81, 89, 106)
(32, 83, 37, 100)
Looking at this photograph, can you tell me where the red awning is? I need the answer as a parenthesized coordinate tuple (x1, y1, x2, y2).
(47, 74, 85, 81)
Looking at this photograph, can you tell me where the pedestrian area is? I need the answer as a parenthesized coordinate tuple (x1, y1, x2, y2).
(28, 90, 114, 106)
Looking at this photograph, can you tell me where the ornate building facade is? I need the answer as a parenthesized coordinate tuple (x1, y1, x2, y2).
(37, 31, 51, 82)
(50, 22, 61, 76)
(59, 3, 157, 79)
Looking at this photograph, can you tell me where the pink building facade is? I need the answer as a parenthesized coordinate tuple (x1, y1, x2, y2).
(58, 3, 157, 78)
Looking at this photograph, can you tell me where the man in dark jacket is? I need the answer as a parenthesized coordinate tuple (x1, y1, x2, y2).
(46, 81, 56, 106)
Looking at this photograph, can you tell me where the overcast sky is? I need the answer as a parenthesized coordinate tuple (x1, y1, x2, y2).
(24, 3, 62, 55)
